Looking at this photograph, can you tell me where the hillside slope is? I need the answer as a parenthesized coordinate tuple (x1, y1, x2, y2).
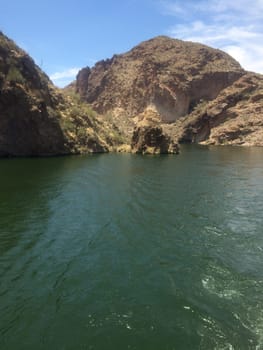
(0, 32, 114, 156)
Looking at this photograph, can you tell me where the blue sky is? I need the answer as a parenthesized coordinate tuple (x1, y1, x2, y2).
(1, 0, 262, 87)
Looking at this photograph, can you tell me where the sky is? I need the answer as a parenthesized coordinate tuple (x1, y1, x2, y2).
(1, 0, 262, 87)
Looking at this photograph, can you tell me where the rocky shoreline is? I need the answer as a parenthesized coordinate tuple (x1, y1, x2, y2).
(0, 32, 262, 156)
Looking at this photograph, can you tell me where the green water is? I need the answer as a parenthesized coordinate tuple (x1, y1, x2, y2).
(0, 146, 263, 350)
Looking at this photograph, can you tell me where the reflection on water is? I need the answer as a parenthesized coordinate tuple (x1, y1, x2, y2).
(0, 146, 263, 350)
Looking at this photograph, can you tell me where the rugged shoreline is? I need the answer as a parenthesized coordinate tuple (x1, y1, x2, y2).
(0, 32, 262, 157)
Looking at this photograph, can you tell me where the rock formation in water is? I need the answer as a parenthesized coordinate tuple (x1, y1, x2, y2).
(130, 107, 179, 154)
(131, 125, 179, 154)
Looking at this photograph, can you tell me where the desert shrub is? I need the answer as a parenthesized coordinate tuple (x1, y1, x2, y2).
(6, 65, 25, 84)
(76, 127, 89, 141)
(60, 118, 76, 133)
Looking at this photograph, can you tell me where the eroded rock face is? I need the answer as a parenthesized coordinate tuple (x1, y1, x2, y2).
(76, 67, 91, 97)
(0, 32, 109, 156)
(0, 32, 69, 156)
(131, 125, 179, 154)
(177, 73, 263, 146)
(76, 36, 244, 123)
(0, 85, 67, 156)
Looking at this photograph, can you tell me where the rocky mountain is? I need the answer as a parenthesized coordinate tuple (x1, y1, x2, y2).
(76, 36, 244, 123)
(74, 36, 262, 149)
(1, 32, 262, 156)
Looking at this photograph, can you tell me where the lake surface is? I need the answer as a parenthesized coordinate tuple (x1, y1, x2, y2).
(0, 145, 263, 350)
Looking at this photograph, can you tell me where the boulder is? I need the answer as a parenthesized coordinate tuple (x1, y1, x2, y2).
(131, 125, 179, 154)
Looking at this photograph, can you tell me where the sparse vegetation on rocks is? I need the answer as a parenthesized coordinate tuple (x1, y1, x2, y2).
(0, 31, 262, 156)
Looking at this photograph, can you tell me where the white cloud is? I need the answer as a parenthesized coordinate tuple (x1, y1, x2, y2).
(224, 44, 263, 74)
(162, 0, 263, 73)
(206, 0, 263, 18)
(50, 67, 80, 87)
(163, 0, 263, 19)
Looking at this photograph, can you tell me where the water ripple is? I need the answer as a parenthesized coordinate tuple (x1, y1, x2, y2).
(1, 149, 263, 349)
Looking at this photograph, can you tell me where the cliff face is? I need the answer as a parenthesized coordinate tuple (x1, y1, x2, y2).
(0, 32, 68, 156)
(76, 36, 244, 124)
(0, 32, 111, 156)
(176, 73, 263, 146)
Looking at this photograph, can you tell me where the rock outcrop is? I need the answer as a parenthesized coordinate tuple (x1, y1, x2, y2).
(76, 36, 244, 125)
(0, 32, 68, 156)
(130, 107, 179, 154)
(176, 72, 263, 146)
(131, 125, 179, 154)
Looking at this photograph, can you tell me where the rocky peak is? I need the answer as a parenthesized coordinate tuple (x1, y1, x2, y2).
(75, 36, 245, 123)
(76, 67, 91, 97)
